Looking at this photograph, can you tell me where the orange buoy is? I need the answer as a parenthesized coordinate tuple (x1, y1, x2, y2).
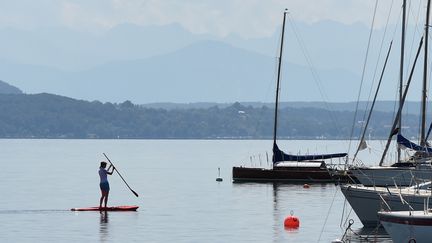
(303, 184, 310, 189)
(284, 211, 300, 228)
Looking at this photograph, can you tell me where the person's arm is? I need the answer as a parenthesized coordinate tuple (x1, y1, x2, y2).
(107, 164, 115, 175)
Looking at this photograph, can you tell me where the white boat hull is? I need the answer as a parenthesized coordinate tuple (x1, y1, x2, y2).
(340, 184, 432, 227)
(350, 166, 432, 186)
(379, 211, 432, 243)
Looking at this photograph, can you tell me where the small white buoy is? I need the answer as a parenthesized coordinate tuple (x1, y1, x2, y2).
(216, 167, 223, 182)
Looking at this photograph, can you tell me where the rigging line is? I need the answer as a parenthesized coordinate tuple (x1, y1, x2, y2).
(420, 0, 430, 145)
(391, 4, 404, 41)
(429, 30, 432, 44)
(342, 206, 354, 229)
(273, 10, 287, 145)
(286, 16, 341, 130)
(380, 36, 424, 166)
(253, 56, 279, 139)
(317, 186, 339, 243)
(428, 57, 432, 140)
(285, 17, 326, 101)
(426, 44, 432, 141)
(409, 0, 426, 37)
(339, 188, 347, 229)
(348, 0, 379, 155)
(252, 29, 282, 138)
(360, 0, 395, 138)
(385, 4, 403, 161)
(246, 24, 282, 136)
(366, 0, 395, 100)
(404, 0, 424, 80)
(418, 106, 423, 143)
(387, 0, 404, 142)
(286, 18, 324, 92)
(265, 28, 283, 139)
(354, 41, 393, 162)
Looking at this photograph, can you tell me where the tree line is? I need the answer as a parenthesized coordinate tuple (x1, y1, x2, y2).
(0, 93, 424, 139)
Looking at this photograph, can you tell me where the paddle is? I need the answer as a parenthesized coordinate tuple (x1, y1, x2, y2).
(103, 153, 139, 197)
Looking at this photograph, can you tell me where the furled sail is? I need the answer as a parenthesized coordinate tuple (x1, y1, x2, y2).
(272, 143, 347, 163)
(397, 134, 432, 153)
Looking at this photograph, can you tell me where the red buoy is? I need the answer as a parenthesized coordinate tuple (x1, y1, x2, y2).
(284, 215, 300, 228)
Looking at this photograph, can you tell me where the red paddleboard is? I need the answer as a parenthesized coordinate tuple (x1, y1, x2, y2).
(71, 205, 139, 211)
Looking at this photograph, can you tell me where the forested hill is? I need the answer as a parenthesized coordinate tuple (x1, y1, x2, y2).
(0, 93, 424, 139)
(0, 80, 22, 94)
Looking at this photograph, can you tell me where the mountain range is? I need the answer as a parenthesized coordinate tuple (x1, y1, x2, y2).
(0, 21, 422, 104)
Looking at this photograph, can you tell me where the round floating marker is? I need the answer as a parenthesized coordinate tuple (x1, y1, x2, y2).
(303, 184, 310, 189)
(284, 216, 300, 228)
(216, 177, 223, 182)
(284, 211, 300, 228)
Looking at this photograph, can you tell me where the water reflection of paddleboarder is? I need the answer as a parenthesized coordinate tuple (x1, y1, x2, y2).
(99, 161, 115, 208)
(99, 211, 109, 242)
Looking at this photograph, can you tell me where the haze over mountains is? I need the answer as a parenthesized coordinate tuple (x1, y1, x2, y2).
(0, 20, 423, 104)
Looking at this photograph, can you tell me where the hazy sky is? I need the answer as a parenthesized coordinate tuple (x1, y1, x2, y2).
(0, 0, 407, 38)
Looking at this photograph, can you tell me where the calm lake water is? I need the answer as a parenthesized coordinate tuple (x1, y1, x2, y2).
(0, 139, 392, 242)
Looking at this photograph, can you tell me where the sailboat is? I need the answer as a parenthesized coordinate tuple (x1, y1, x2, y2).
(349, 0, 432, 187)
(232, 9, 347, 183)
(379, 202, 432, 243)
(340, 0, 432, 228)
(341, 181, 432, 227)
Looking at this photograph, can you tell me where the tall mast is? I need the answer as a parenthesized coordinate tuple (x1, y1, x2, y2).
(398, 0, 406, 162)
(421, 0, 431, 146)
(273, 9, 288, 146)
(380, 37, 424, 166)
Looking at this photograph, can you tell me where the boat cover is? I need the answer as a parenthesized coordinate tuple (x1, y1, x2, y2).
(397, 134, 432, 153)
(274, 161, 324, 167)
(272, 143, 347, 164)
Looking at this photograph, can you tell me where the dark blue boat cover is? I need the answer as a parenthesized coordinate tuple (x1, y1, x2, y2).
(272, 143, 347, 163)
(397, 134, 432, 153)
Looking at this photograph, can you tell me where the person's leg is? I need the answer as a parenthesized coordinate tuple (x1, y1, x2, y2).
(100, 190, 108, 208)
(100, 191, 104, 208)
(104, 191, 109, 207)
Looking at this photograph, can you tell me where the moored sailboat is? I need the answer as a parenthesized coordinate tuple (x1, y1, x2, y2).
(340, 182, 432, 227)
(349, 0, 432, 187)
(232, 9, 347, 183)
(351, 133, 432, 186)
(379, 206, 432, 243)
(340, 0, 432, 228)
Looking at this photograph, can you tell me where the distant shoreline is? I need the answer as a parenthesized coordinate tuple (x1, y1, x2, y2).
(0, 93, 426, 140)
(0, 137, 397, 140)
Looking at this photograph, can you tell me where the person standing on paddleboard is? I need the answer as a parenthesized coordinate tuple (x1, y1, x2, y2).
(99, 161, 114, 208)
